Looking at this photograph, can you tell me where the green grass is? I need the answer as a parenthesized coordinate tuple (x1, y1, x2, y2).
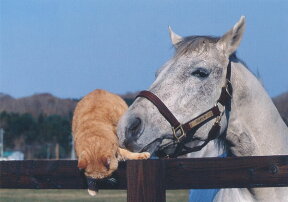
(0, 189, 188, 202)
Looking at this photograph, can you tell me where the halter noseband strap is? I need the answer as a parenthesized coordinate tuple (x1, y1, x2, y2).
(136, 61, 232, 158)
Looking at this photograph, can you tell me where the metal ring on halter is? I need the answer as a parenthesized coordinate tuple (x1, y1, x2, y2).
(214, 103, 225, 125)
(225, 79, 233, 98)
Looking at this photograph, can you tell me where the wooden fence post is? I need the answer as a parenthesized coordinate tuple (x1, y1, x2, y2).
(127, 159, 165, 202)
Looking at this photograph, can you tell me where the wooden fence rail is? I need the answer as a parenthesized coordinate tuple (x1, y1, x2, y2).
(1, 155, 288, 202)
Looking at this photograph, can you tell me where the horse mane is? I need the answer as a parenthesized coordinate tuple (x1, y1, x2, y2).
(174, 35, 219, 58)
(174, 35, 249, 71)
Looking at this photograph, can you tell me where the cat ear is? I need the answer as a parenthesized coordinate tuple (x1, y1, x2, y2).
(78, 158, 87, 169)
(78, 152, 88, 169)
(101, 156, 111, 171)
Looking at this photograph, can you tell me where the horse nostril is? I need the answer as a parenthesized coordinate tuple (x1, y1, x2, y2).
(124, 117, 143, 151)
(127, 117, 142, 136)
(129, 117, 141, 130)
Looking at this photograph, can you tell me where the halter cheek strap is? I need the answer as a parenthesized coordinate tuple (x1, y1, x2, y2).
(136, 61, 232, 158)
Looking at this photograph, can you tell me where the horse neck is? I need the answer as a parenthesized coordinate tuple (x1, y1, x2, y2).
(227, 62, 288, 156)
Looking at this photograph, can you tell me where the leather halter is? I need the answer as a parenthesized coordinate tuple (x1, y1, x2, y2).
(136, 61, 232, 158)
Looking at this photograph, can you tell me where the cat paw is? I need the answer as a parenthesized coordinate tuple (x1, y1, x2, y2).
(136, 152, 151, 159)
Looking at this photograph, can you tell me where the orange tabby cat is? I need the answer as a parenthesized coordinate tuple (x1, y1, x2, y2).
(72, 89, 150, 195)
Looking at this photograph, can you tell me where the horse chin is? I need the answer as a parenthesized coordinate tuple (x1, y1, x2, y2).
(140, 139, 162, 155)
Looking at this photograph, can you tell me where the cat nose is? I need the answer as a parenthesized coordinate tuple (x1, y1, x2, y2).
(124, 117, 143, 150)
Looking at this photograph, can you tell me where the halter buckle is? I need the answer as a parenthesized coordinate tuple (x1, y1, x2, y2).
(172, 125, 186, 142)
(215, 115, 222, 125)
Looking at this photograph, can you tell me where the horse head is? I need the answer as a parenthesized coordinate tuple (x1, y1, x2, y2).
(117, 16, 246, 157)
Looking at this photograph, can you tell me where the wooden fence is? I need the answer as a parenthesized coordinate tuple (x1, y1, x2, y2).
(1, 155, 288, 202)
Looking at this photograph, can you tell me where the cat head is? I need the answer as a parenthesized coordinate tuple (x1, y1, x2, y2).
(77, 144, 119, 179)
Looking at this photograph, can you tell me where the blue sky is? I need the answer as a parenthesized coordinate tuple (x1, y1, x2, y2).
(0, 0, 287, 99)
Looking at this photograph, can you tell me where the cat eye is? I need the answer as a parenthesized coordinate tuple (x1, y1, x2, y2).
(191, 68, 210, 78)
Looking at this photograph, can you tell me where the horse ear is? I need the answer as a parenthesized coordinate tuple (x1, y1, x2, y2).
(78, 152, 88, 169)
(217, 16, 246, 56)
(168, 26, 183, 46)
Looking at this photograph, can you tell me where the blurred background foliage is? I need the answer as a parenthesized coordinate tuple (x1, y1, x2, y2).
(0, 91, 287, 159)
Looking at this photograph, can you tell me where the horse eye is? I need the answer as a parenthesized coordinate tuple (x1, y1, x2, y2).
(191, 68, 210, 78)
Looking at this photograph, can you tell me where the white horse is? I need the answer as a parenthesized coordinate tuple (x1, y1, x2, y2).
(117, 16, 288, 201)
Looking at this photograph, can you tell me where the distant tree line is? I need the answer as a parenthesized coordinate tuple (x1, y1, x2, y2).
(0, 95, 286, 159)
(0, 111, 72, 159)
(0, 98, 135, 159)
